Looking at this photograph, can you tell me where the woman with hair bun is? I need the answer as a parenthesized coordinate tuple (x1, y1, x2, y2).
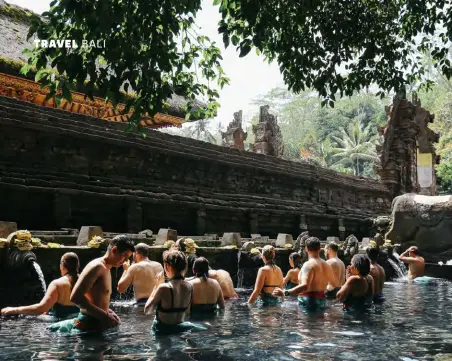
(337, 254, 374, 311)
(1, 252, 80, 319)
(248, 245, 283, 305)
(144, 250, 206, 334)
(189, 257, 225, 314)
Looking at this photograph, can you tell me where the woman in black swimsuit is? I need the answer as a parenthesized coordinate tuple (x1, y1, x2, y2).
(248, 245, 283, 305)
(1, 252, 80, 319)
(189, 257, 225, 314)
(144, 250, 205, 334)
(336, 254, 374, 311)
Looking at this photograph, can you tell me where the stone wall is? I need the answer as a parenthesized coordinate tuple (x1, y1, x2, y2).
(0, 96, 391, 238)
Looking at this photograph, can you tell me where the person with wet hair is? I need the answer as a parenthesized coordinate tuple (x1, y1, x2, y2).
(399, 246, 425, 280)
(273, 237, 339, 311)
(144, 250, 206, 334)
(337, 254, 374, 311)
(171, 238, 197, 277)
(324, 242, 346, 298)
(283, 252, 302, 291)
(367, 247, 385, 303)
(248, 245, 284, 305)
(189, 257, 225, 314)
(117, 243, 164, 305)
(48, 235, 135, 333)
(1, 252, 80, 319)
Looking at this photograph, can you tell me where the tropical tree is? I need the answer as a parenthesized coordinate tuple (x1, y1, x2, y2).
(330, 118, 379, 177)
(24, 0, 452, 127)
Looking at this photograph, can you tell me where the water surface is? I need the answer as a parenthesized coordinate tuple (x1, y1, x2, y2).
(1, 280, 452, 361)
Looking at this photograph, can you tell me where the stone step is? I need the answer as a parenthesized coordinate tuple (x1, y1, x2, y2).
(29, 230, 71, 235)
(33, 235, 78, 245)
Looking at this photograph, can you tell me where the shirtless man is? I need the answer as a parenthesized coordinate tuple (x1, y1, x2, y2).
(324, 242, 345, 298)
(399, 246, 425, 280)
(117, 243, 164, 305)
(273, 237, 339, 310)
(208, 269, 238, 298)
(367, 247, 385, 302)
(69, 235, 135, 331)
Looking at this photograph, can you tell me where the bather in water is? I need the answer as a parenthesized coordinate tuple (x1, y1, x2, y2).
(144, 250, 206, 334)
(117, 243, 164, 306)
(283, 252, 302, 291)
(337, 254, 374, 311)
(248, 245, 283, 306)
(324, 241, 345, 299)
(47, 235, 135, 333)
(189, 257, 225, 315)
(273, 237, 339, 311)
(367, 247, 386, 303)
(1, 252, 80, 319)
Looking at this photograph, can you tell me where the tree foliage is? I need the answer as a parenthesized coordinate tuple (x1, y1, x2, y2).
(218, 0, 451, 101)
(25, 0, 229, 127)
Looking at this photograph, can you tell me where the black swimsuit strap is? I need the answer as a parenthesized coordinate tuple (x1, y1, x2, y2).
(169, 275, 184, 281)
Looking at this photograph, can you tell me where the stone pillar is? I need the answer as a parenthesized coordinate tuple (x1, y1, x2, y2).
(249, 212, 258, 234)
(196, 208, 206, 236)
(54, 194, 71, 228)
(299, 214, 308, 231)
(127, 199, 142, 233)
(338, 218, 345, 242)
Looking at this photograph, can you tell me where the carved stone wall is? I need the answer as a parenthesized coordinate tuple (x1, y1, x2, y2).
(221, 110, 247, 150)
(252, 105, 284, 156)
(377, 94, 439, 197)
(0, 96, 391, 238)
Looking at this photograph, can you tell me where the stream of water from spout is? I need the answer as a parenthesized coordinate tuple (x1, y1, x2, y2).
(388, 252, 408, 280)
(32, 261, 46, 295)
(236, 251, 244, 288)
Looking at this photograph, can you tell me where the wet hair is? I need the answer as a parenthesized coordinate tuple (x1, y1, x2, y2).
(289, 252, 302, 269)
(163, 250, 187, 273)
(262, 245, 275, 263)
(351, 254, 371, 277)
(108, 235, 135, 253)
(174, 238, 186, 252)
(135, 243, 150, 258)
(61, 252, 79, 275)
(410, 246, 420, 255)
(306, 237, 321, 252)
(326, 242, 339, 253)
(193, 257, 209, 280)
(367, 247, 379, 262)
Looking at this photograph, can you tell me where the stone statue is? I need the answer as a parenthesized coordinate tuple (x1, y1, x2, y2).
(385, 193, 452, 254)
(377, 93, 439, 198)
(221, 110, 247, 150)
(342, 234, 359, 258)
(252, 105, 284, 157)
(293, 231, 309, 252)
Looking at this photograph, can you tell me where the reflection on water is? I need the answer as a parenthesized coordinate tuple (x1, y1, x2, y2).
(1, 280, 452, 361)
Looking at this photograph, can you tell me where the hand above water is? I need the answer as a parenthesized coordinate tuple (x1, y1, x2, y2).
(103, 309, 120, 328)
(272, 288, 284, 297)
(1, 307, 18, 316)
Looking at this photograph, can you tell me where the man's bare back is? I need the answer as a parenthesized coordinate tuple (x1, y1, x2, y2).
(118, 260, 163, 301)
(326, 257, 345, 290)
(400, 247, 425, 280)
(300, 258, 338, 292)
(370, 263, 385, 295)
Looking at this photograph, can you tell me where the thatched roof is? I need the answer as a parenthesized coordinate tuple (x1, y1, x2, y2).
(0, 0, 206, 121)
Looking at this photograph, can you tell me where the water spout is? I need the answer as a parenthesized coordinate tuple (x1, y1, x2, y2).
(388, 258, 408, 280)
(32, 261, 46, 295)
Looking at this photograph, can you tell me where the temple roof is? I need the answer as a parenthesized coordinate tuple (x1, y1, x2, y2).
(0, 0, 206, 123)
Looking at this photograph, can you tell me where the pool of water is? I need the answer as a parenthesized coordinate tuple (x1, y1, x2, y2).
(1, 280, 452, 361)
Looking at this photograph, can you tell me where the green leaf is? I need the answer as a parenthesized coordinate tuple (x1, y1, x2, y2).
(61, 82, 73, 104)
(213, 0, 221, 5)
(239, 44, 251, 57)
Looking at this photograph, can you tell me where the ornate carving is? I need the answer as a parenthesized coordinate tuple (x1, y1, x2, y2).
(377, 93, 439, 197)
(0, 73, 183, 128)
(221, 110, 247, 149)
(252, 105, 284, 157)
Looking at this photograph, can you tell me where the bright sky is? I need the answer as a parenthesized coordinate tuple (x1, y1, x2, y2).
(7, 0, 285, 127)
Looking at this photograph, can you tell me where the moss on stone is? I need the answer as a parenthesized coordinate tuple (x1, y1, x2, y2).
(0, 4, 41, 26)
